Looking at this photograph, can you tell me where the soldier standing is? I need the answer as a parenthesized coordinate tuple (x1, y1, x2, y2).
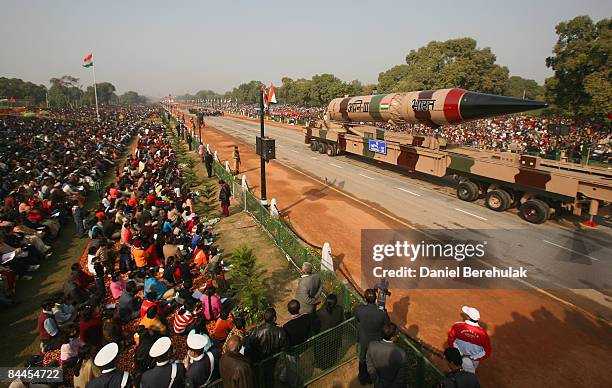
(140, 336, 186, 388)
(183, 333, 219, 388)
(86, 342, 132, 388)
(232, 146, 241, 175)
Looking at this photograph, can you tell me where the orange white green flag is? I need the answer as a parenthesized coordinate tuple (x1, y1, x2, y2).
(82, 53, 93, 68)
(267, 83, 277, 104)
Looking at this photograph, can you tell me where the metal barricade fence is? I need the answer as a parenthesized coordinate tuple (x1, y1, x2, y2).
(209, 159, 443, 387)
(254, 318, 359, 387)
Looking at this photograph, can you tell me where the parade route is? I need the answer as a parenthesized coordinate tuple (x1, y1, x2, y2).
(195, 115, 612, 387)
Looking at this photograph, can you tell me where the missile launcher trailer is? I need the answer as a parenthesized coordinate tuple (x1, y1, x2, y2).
(304, 88, 612, 224)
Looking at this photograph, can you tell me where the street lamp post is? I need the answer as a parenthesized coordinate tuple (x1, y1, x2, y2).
(259, 88, 267, 206)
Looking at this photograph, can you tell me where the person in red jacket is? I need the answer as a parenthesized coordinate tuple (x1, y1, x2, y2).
(38, 299, 62, 352)
(79, 306, 103, 348)
(447, 306, 491, 373)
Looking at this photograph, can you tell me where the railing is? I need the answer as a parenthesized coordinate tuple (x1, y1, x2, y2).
(211, 161, 443, 387)
(253, 318, 359, 387)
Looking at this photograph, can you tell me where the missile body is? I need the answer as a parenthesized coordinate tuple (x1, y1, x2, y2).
(327, 88, 547, 127)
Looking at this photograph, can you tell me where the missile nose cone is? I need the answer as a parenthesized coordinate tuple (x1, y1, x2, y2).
(460, 92, 547, 121)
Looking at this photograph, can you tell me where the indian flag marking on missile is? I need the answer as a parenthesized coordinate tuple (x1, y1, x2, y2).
(82, 53, 93, 68)
(380, 102, 390, 111)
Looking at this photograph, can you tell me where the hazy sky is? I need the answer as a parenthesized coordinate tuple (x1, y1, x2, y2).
(1, 0, 610, 98)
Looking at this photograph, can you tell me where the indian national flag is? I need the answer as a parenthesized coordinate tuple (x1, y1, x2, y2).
(379, 101, 390, 111)
(267, 83, 277, 104)
(82, 53, 93, 68)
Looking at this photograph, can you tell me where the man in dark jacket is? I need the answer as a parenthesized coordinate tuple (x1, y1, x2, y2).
(354, 289, 390, 385)
(283, 299, 313, 346)
(204, 151, 214, 178)
(118, 281, 141, 322)
(314, 293, 344, 333)
(366, 322, 406, 388)
(218, 180, 231, 217)
(220, 335, 255, 388)
(245, 307, 287, 362)
(437, 347, 480, 388)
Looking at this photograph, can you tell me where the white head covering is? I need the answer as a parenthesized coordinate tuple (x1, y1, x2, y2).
(94, 342, 119, 367)
(149, 336, 172, 358)
(187, 333, 213, 352)
(462, 306, 481, 321)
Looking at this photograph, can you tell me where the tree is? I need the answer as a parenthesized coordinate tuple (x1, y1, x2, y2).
(228, 246, 268, 324)
(308, 74, 353, 105)
(506, 76, 544, 100)
(198, 182, 217, 217)
(0, 77, 47, 105)
(228, 80, 264, 104)
(545, 16, 611, 117)
(177, 93, 195, 101)
(84, 82, 116, 105)
(377, 65, 411, 93)
(194, 89, 222, 101)
(48, 75, 83, 108)
(361, 83, 378, 95)
(348, 79, 363, 96)
(377, 38, 510, 94)
(118, 91, 147, 104)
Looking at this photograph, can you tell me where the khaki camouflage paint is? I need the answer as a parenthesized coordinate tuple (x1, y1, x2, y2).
(305, 126, 612, 202)
(328, 88, 465, 127)
(303, 89, 612, 205)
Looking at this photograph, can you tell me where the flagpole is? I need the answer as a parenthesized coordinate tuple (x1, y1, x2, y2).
(92, 61, 100, 122)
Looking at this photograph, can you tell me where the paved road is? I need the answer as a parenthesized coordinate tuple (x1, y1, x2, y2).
(205, 116, 612, 309)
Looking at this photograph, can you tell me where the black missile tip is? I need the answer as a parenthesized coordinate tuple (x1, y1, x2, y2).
(460, 92, 548, 120)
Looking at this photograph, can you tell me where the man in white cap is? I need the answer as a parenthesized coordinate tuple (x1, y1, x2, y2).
(140, 336, 186, 388)
(183, 332, 219, 388)
(447, 306, 492, 373)
(86, 342, 132, 387)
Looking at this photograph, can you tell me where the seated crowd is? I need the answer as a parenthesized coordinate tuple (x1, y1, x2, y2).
(0, 109, 139, 304)
(15, 110, 347, 388)
(391, 114, 611, 163)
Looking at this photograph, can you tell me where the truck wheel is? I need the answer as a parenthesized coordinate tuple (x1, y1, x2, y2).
(327, 144, 337, 156)
(520, 199, 550, 224)
(485, 189, 511, 212)
(310, 140, 318, 152)
(318, 142, 327, 154)
(457, 181, 479, 202)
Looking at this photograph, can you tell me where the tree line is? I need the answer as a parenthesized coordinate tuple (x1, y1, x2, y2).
(181, 15, 609, 118)
(0, 76, 148, 108)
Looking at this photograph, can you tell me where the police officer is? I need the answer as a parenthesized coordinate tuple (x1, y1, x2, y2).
(140, 336, 186, 388)
(86, 342, 132, 388)
(183, 332, 219, 388)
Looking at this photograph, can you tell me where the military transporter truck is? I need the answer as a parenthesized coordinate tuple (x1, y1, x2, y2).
(304, 88, 612, 224)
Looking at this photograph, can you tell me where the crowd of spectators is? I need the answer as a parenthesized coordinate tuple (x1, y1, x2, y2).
(0, 109, 139, 305)
(389, 115, 611, 163)
(1, 105, 493, 387)
(192, 100, 610, 163)
(5, 108, 349, 388)
(193, 102, 325, 126)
